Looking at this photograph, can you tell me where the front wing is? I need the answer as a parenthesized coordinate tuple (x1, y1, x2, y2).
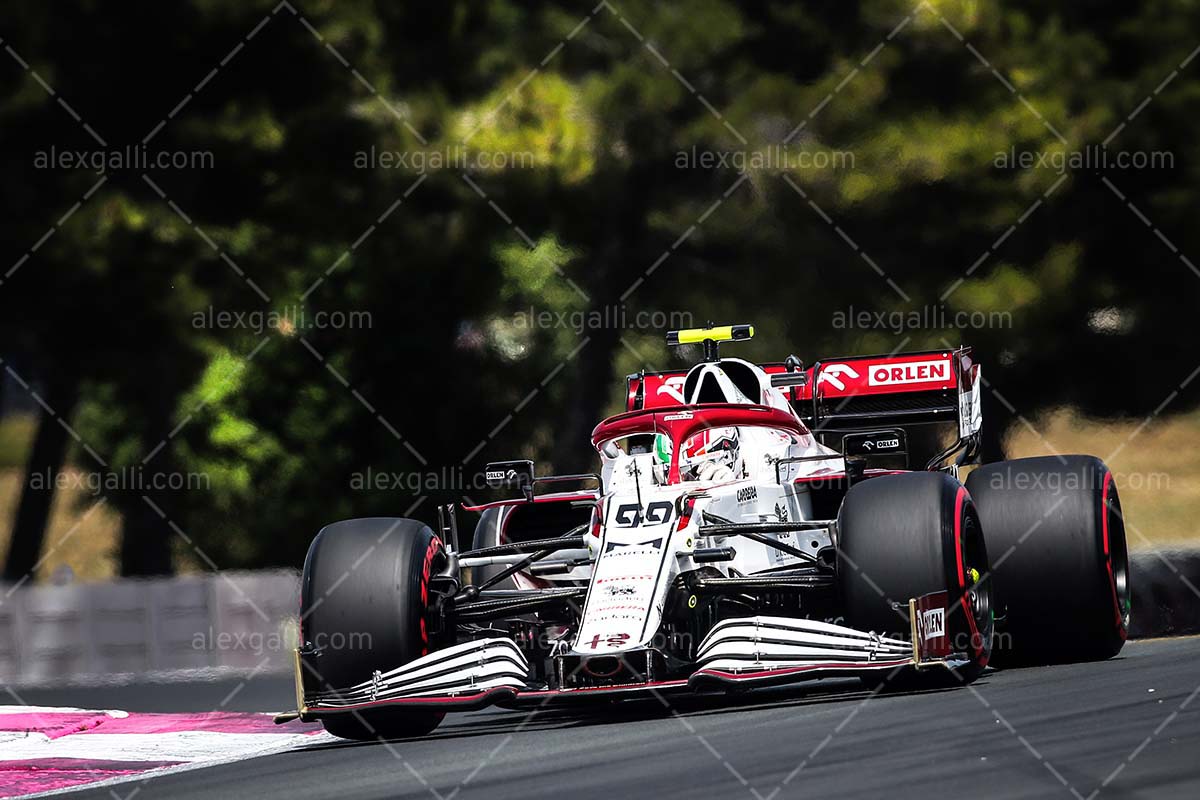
(291, 593, 954, 720)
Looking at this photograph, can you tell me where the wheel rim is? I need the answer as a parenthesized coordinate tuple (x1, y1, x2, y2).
(959, 510, 993, 659)
(1105, 485, 1131, 630)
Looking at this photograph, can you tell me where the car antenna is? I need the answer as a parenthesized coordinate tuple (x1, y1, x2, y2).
(630, 457, 644, 509)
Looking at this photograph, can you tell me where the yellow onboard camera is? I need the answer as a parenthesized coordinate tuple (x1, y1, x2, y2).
(666, 323, 754, 362)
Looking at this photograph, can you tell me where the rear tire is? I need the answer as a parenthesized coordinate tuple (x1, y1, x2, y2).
(300, 517, 446, 740)
(966, 456, 1130, 666)
(837, 472, 993, 687)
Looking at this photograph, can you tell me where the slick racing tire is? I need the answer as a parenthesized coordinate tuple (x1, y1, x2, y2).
(300, 517, 446, 740)
(966, 456, 1130, 666)
(838, 472, 993, 687)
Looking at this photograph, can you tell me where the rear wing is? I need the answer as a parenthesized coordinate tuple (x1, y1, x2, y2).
(625, 347, 982, 469)
(799, 348, 979, 436)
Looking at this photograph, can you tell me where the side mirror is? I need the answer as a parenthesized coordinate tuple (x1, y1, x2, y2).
(484, 460, 535, 501)
(770, 372, 808, 388)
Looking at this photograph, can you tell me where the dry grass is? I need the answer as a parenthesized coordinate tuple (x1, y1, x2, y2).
(0, 469, 122, 582)
(1004, 407, 1200, 549)
(0, 414, 35, 469)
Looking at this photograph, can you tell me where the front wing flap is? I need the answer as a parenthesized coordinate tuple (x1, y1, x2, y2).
(293, 593, 955, 718)
(690, 615, 914, 688)
(301, 638, 528, 716)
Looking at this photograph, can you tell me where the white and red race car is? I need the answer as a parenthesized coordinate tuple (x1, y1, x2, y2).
(282, 324, 1131, 740)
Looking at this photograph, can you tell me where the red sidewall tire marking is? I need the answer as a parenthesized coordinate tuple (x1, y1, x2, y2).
(1101, 471, 1128, 639)
(954, 486, 986, 665)
(418, 537, 442, 656)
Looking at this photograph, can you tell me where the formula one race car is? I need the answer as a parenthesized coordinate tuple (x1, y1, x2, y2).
(281, 324, 1131, 740)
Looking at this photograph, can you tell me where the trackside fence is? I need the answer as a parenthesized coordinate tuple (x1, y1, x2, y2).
(0, 571, 299, 685)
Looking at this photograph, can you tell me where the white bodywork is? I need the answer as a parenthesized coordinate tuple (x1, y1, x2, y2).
(571, 359, 842, 657)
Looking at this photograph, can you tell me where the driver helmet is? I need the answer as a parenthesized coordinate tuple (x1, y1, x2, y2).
(652, 433, 673, 483)
(679, 427, 741, 482)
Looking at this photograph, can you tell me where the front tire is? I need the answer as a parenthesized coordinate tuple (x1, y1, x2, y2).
(300, 517, 446, 740)
(837, 472, 993, 686)
(966, 456, 1130, 665)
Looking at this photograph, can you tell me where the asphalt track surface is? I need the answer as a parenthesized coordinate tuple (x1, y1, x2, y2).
(21, 635, 1198, 800)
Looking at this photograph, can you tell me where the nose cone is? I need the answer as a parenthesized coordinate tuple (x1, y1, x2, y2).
(572, 490, 681, 656)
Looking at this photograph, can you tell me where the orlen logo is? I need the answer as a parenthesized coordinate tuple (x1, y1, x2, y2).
(655, 376, 687, 404)
(816, 363, 860, 391)
(868, 358, 950, 387)
(921, 607, 946, 640)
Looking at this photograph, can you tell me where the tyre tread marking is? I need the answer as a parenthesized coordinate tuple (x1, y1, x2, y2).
(1101, 471, 1128, 638)
(419, 537, 442, 656)
(954, 486, 987, 664)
